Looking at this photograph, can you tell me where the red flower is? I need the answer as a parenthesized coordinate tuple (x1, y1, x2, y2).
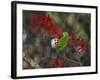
(49, 27, 55, 35)
(82, 47, 88, 54)
(75, 39, 89, 55)
(52, 59, 65, 67)
(38, 16, 47, 26)
(67, 41, 73, 46)
(52, 59, 59, 66)
(77, 40, 87, 48)
(58, 61, 65, 67)
(38, 15, 54, 29)
(75, 46, 89, 55)
(53, 24, 60, 34)
(47, 22, 54, 30)
(71, 34, 78, 40)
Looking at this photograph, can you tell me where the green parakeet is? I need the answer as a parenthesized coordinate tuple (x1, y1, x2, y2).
(57, 32, 70, 50)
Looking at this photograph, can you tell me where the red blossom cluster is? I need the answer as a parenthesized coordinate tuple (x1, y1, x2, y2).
(30, 14, 89, 55)
(71, 34, 79, 40)
(67, 34, 89, 55)
(52, 58, 66, 67)
(67, 34, 79, 46)
(30, 14, 63, 38)
(76, 40, 88, 54)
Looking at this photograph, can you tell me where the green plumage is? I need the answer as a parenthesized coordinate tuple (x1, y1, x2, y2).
(57, 32, 69, 50)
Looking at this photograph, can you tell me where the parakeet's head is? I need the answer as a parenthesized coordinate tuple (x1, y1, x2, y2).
(63, 32, 69, 37)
